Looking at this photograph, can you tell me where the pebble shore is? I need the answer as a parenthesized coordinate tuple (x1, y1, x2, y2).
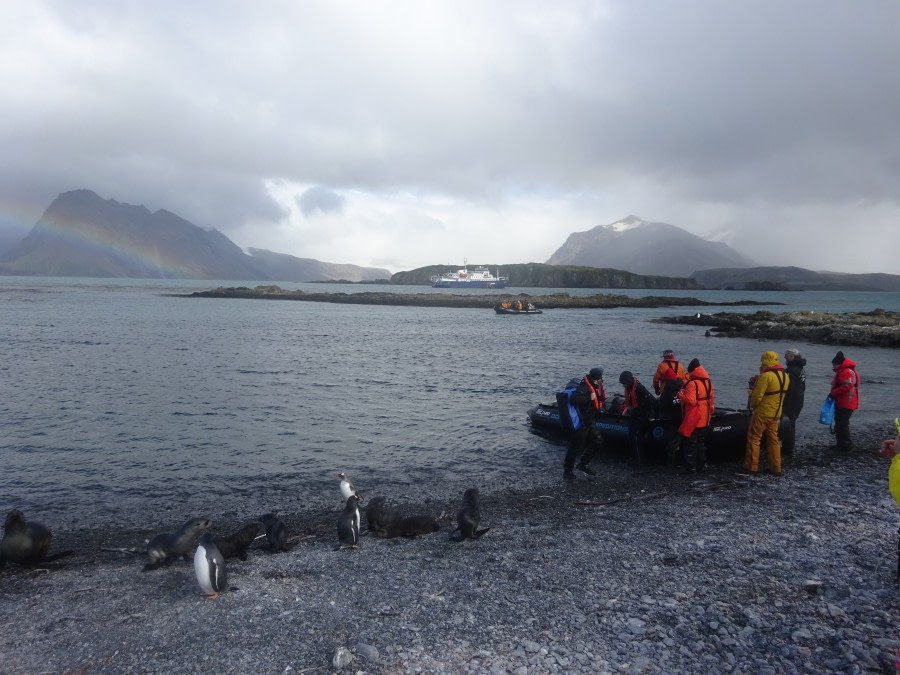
(1, 425, 898, 674)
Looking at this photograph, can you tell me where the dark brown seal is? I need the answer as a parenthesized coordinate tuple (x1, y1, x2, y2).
(452, 488, 490, 541)
(1, 509, 64, 566)
(364, 496, 398, 534)
(144, 517, 212, 569)
(213, 522, 262, 560)
(259, 513, 291, 552)
(376, 515, 440, 539)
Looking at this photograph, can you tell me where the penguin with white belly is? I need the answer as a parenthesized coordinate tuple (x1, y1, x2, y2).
(336, 495, 362, 550)
(194, 532, 227, 599)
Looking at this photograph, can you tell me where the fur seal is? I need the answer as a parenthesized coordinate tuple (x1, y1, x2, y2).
(376, 515, 440, 539)
(259, 513, 291, 552)
(213, 522, 262, 560)
(194, 532, 227, 599)
(336, 472, 362, 502)
(336, 495, 362, 550)
(364, 496, 397, 534)
(452, 488, 490, 541)
(145, 517, 212, 569)
(1, 510, 71, 566)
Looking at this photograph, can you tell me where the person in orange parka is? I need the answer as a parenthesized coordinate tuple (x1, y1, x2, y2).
(653, 350, 689, 395)
(678, 358, 715, 473)
(830, 351, 860, 451)
(744, 351, 789, 475)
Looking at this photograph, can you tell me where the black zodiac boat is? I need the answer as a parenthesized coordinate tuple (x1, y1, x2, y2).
(528, 400, 791, 461)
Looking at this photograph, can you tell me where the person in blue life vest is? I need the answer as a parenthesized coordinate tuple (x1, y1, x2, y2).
(564, 367, 606, 480)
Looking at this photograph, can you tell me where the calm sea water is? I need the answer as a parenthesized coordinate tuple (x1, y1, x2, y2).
(2, 278, 898, 531)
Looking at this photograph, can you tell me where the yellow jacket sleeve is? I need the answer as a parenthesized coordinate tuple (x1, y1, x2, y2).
(890, 453, 900, 507)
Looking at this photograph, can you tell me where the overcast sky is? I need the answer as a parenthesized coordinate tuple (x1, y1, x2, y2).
(2, 1, 899, 274)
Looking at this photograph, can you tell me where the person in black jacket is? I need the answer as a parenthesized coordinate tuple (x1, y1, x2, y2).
(782, 348, 806, 454)
(657, 368, 684, 470)
(619, 371, 658, 463)
(564, 367, 606, 480)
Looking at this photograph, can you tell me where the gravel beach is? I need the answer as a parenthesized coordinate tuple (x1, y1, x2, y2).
(2, 424, 899, 674)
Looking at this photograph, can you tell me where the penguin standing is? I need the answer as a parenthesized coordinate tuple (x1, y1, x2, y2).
(452, 488, 490, 541)
(336, 495, 362, 550)
(193, 532, 227, 599)
(336, 472, 362, 503)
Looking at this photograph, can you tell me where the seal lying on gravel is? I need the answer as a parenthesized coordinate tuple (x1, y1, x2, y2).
(1, 510, 72, 566)
(364, 496, 398, 534)
(451, 488, 490, 541)
(213, 522, 262, 560)
(376, 515, 440, 539)
(144, 517, 212, 570)
(259, 513, 291, 552)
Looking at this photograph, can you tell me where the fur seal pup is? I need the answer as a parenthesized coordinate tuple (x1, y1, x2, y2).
(194, 532, 227, 599)
(145, 517, 212, 569)
(376, 515, 440, 539)
(213, 522, 262, 560)
(259, 513, 291, 552)
(336, 495, 362, 550)
(452, 488, 490, 541)
(364, 496, 397, 534)
(1, 510, 71, 566)
(336, 472, 362, 502)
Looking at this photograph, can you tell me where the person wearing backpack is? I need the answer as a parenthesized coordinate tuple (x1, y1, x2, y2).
(563, 367, 606, 480)
(830, 351, 860, 451)
(743, 351, 789, 475)
(781, 348, 807, 454)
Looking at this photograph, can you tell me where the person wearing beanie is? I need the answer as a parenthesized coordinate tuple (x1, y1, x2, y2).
(657, 367, 685, 470)
(678, 358, 715, 473)
(652, 350, 688, 395)
(830, 351, 860, 451)
(781, 348, 807, 454)
(744, 351, 789, 475)
(563, 367, 607, 479)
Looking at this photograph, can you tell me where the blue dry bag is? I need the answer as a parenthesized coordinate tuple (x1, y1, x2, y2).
(818, 396, 835, 425)
(556, 377, 583, 433)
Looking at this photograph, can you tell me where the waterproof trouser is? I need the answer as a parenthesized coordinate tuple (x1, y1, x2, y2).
(781, 413, 798, 453)
(834, 408, 854, 450)
(565, 424, 603, 471)
(745, 413, 782, 473)
(682, 427, 708, 471)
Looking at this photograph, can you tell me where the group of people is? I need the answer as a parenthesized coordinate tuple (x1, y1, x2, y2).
(563, 348, 861, 479)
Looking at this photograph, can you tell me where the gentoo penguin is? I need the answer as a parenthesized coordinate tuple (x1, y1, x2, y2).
(1, 510, 70, 566)
(336, 495, 362, 550)
(452, 488, 490, 541)
(145, 517, 212, 569)
(259, 513, 291, 552)
(336, 472, 362, 503)
(213, 521, 262, 560)
(193, 532, 227, 599)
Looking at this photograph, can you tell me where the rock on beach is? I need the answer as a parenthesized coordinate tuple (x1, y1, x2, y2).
(0, 425, 898, 673)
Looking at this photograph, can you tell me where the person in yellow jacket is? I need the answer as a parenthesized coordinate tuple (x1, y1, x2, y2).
(743, 351, 789, 475)
(880, 418, 900, 507)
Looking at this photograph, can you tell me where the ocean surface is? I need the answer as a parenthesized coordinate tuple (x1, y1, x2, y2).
(2, 277, 898, 532)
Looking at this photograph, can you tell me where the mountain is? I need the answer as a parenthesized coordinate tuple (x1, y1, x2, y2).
(546, 215, 757, 277)
(0, 190, 389, 282)
(247, 248, 389, 283)
(691, 266, 900, 292)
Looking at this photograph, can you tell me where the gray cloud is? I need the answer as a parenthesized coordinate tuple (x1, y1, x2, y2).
(297, 186, 346, 217)
(1, 1, 898, 273)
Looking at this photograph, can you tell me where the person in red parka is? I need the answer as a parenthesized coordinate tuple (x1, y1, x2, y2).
(830, 351, 860, 451)
(678, 358, 715, 473)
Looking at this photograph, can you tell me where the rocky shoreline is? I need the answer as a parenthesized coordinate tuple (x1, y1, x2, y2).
(182, 285, 776, 310)
(656, 308, 900, 349)
(1, 424, 898, 673)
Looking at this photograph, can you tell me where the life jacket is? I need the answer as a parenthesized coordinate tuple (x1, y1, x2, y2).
(678, 366, 714, 436)
(556, 377, 584, 432)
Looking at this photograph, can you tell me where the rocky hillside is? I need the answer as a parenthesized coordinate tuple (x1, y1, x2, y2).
(547, 215, 756, 277)
(0, 190, 389, 282)
(691, 266, 900, 292)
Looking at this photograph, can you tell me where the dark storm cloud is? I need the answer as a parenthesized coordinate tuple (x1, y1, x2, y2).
(297, 186, 347, 217)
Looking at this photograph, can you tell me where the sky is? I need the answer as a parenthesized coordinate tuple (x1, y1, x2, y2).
(2, 1, 899, 275)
